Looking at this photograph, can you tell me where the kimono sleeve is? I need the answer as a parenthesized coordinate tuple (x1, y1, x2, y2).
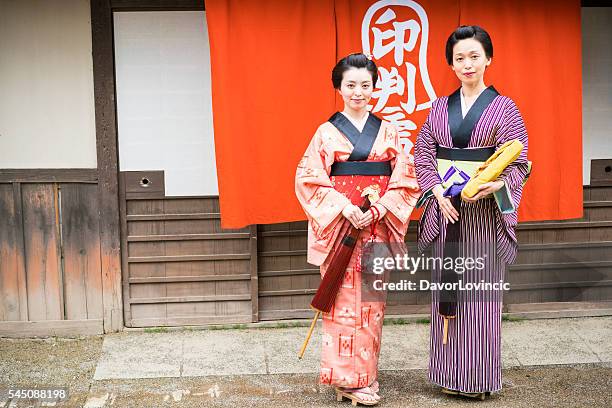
(295, 127, 352, 239)
(376, 125, 421, 238)
(494, 99, 530, 213)
(414, 111, 442, 199)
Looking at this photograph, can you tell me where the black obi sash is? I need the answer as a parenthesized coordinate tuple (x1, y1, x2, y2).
(328, 112, 392, 176)
(436, 146, 495, 162)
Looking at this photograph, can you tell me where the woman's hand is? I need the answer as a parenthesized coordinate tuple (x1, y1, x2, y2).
(357, 204, 388, 229)
(433, 184, 459, 224)
(462, 180, 505, 203)
(342, 204, 363, 228)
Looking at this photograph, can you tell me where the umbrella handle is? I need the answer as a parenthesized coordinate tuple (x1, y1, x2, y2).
(298, 310, 321, 359)
(443, 317, 449, 345)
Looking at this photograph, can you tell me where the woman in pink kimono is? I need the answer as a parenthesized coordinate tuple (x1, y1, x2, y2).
(295, 53, 420, 405)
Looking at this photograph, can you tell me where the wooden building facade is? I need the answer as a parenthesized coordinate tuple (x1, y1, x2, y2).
(0, 0, 611, 337)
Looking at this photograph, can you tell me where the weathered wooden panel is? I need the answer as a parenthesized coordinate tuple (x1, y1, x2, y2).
(0, 184, 27, 321)
(60, 184, 104, 320)
(21, 184, 63, 321)
(0, 180, 105, 336)
(121, 187, 256, 327)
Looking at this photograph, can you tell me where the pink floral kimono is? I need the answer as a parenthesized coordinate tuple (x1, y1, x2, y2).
(295, 112, 420, 388)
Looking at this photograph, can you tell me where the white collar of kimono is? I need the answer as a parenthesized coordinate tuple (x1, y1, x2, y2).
(460, 88, 486, 119)
(341, 111, 369, 133)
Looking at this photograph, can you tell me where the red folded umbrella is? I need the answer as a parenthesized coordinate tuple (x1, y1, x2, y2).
(298, 197, 372, 359)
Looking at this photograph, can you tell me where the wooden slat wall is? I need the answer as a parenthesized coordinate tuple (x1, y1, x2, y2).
(257, 185, 612, 319)
(120, 172, 253, 327)
(2, 179, 610, 334)
(0, 180, 104, 336)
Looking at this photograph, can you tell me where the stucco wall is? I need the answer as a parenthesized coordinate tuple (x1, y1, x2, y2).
(0, 0, 97, 169)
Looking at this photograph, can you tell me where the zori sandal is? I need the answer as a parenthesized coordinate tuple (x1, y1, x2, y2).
(441, 387, 459, 395)
(335, 386, 380, 406)
(458, 391, 487, 400)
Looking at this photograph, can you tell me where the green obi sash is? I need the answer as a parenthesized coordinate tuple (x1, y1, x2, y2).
(416, 146, 518, 214)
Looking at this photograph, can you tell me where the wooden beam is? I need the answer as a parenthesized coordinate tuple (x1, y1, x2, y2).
(518, 221, 612, 230)
(260, 230, 307, 238)
(129, 315, 252, 328)
(584, 200, 612, 208)
(130, 294, 251, 304)
(126, 213, 220, 221)
(128, 274, 251, 283)
(127, 232, 250, 242)
(0, 169, 98, 183)
(259, 269, 319, 277)
(581, 1, 612, 7)
(511, 280, 612, 291)
(128, 254, 250, 263)
(510, 260, 612, 271)
(259, 289, 317, 297)
(520, 241, 612, 250)
(0, 319, 103, 338)
(259, 249, 308, 257)
(91, 0, 124, 333)
(125, 194, 220, 200)
(111, 0, 204, 11)
(258, 309, 313, 321)
(505, 301, 612, 319)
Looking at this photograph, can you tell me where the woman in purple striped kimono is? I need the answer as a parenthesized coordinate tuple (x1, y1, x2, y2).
(414, 26, 529, 399)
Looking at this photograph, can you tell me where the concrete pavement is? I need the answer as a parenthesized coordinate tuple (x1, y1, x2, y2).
(1, 316, 611, 407)
(93, 317, 612, 380)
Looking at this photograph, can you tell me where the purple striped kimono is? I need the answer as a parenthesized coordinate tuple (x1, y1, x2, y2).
(414, 86, 529, 393)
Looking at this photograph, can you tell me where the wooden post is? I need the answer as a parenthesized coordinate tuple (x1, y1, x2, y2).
(91, 0, 123, 332)
(250, 224, 259, 323)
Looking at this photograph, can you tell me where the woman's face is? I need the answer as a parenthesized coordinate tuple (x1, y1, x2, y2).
(450, 38, 491, 86)
(338, 67, 374, 111)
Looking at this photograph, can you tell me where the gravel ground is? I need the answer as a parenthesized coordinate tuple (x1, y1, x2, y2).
(0, 336, 610, 407)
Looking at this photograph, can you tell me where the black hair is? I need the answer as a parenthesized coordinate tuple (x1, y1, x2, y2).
(445, 25, 493, 65)
(331, 53, 378, 89)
